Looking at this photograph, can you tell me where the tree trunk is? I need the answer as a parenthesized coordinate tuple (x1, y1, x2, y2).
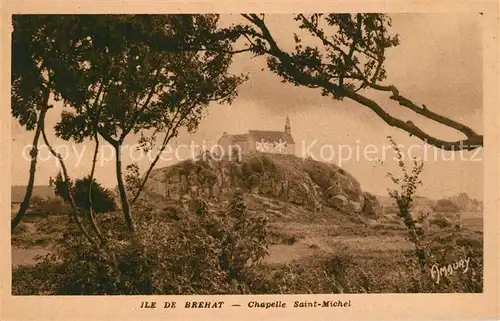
(115, 143, 135, 233)
(40, 118, 98, 247)
(11, 105, 49, 231)
(87, 133, 105, 243)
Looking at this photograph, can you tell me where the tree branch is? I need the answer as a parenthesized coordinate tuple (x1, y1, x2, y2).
(368, 83, 479, 138)
(342, 88, 483, 151)
(122, 69, 160, 139)
(130, 101, 199, 205)
(243, 14, 483, 151)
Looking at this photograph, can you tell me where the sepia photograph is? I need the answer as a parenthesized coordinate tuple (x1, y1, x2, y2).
(1, 5, 498, 320)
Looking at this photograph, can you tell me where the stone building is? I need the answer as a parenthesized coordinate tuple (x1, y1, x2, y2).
(216, 116, 295, 159)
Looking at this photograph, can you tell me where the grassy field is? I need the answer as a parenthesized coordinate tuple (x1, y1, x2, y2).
(11, 194, 483, 294)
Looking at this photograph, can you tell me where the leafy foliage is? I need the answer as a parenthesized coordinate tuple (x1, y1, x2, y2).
(11, 14, 483, 296)
(10, 15, 74, 230)
(47, 14, 247, 145)
(13, 226, 483, 294)
(19, 14, 248, 231)
(13, 190, 270, 294)
(11, 15, 56, 129)
(124, 163, 142, 197)
(54, 173, 116, 213)
(53, 172, 73, 203)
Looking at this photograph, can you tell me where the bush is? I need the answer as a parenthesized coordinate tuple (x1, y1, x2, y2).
(12, 223, 483, 294)
(244, 235, 483, 294)
(73, 177, 116, 213)
(245, 249, 360, 294)
(13, 190, 270, 295)
(30, 196, 71, 216)
(54, 173, 116, 214)
(430, 217, 453, 228)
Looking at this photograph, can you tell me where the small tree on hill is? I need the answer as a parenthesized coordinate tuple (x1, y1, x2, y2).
(219, 189, 269, 281)
(385, 137, 428, 267)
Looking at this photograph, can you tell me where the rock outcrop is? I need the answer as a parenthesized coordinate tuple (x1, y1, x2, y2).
(144, 152, 369, 214)
(361, 192, 382, 217)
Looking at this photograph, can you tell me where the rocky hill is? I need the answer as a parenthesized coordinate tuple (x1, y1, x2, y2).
(448, 192, 483, 212)
(143, 152, 381, 217)
(377, 193, 483, 214)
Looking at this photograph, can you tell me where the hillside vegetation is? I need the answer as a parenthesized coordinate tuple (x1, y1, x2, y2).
(12, 153, 483, 294)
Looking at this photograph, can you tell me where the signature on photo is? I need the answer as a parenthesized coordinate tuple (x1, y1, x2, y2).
(430, 257, 471, 284)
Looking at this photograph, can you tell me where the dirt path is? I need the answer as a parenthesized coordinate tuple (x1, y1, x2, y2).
(263, 235, 414, 265)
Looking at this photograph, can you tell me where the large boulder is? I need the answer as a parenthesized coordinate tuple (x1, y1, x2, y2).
(303, 159, 364, 213)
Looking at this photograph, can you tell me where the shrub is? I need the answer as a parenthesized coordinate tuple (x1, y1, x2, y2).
(124, 163, 141, 197)
(246, 249, 357, 294)
(53, 173, 72, 204)
(286, 236, 298, 245)
(30, 196, 71, 216)
(12, 223, 483, 294)
(13, 190, 270, 295)
(244, 235, 483, 294)
(198, 168, 217, 185)
(54, 173, 116, 214)
(73, 177, 116, 213)
(178, 159, 196, 176)
(430, 217, 453, 228)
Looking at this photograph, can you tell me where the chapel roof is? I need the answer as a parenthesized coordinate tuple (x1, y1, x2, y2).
(231, 134, 250, 141)
(248, 130, 295, 144)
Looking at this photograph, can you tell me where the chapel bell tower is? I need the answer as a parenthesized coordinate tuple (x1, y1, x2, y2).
(285, 116, 291, 134)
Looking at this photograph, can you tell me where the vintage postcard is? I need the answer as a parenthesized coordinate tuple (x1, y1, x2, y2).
(1, 1, 499, 320)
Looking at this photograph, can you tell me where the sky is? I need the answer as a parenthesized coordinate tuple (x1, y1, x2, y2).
(10, 13, 484, 199)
